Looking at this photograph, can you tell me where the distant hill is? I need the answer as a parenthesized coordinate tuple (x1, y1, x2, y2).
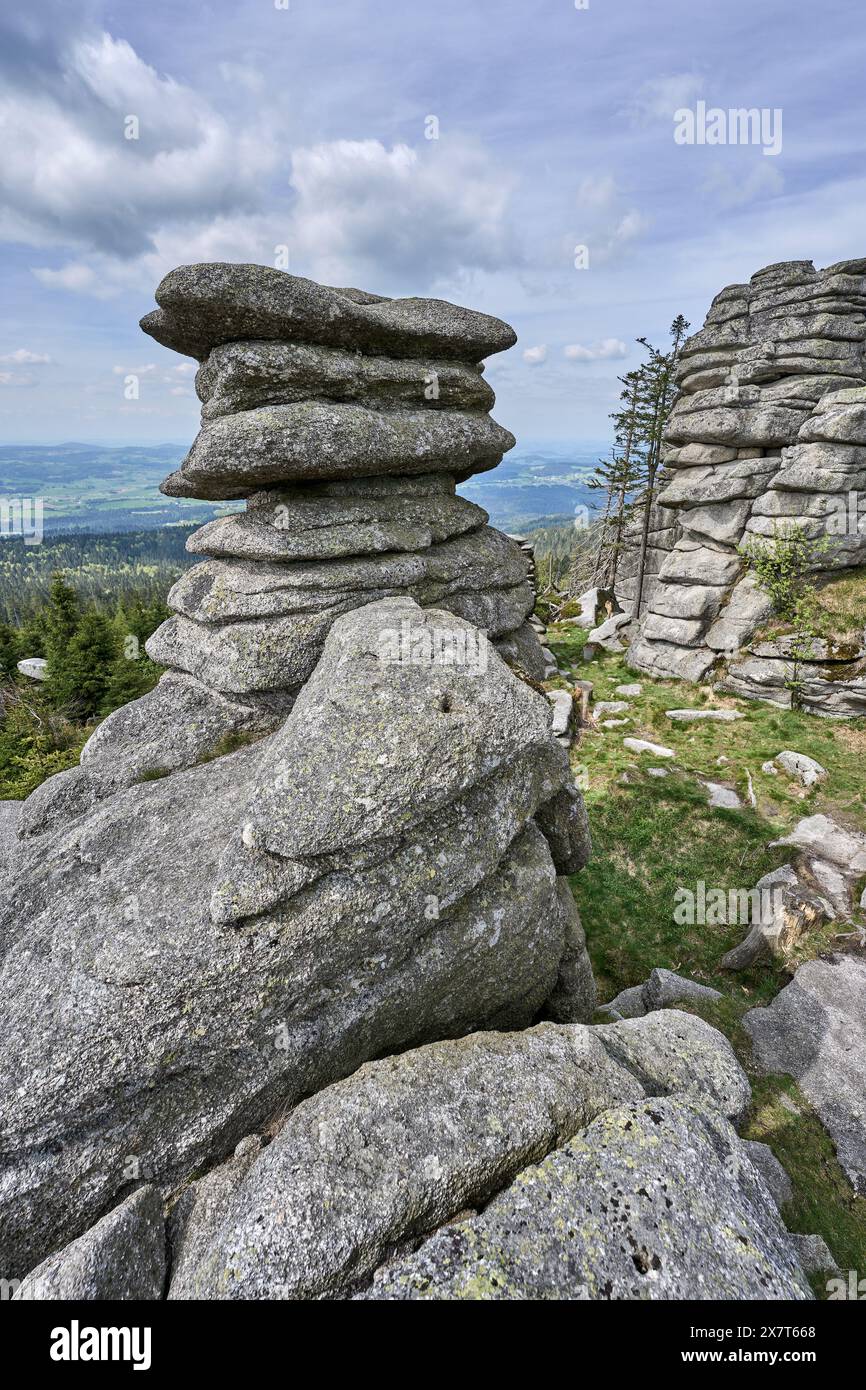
(0, 443, 227, 533)
(458, 441, 606, 531)
(0, 440, 607, 536)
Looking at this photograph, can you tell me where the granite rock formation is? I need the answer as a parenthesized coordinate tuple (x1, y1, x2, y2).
(0, 266, 822, 1303)
(0, 593, 595, 1280)
(0, 267, 596, 1281)
(10, 1012, 814, 1302)
(20, 264, 541, 837)
(627, 259, 866, 716)
(745, 953, 866, 1194)
(365, 1098, 810, 1301)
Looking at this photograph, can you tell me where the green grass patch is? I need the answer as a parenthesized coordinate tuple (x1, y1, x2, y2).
(136, 766, 171, 783)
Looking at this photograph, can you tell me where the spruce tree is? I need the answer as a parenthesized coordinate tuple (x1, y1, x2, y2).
(49, 610, 118, 720)
(42, 573, 82, 708)
(44, 573, 80, 653)
(0, 623, 20, 682)
(631, 314, 690, 616)
(588, 372, 646, 588)
(99, 651, 161, 714)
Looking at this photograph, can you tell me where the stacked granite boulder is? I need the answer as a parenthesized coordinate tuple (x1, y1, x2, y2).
(19, 265, 546, 837)
(628, 259, 866, 716)
(147, 264, 538, 698)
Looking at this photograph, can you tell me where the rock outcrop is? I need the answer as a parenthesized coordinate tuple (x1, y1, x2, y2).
(721, 814, 866, 969)
(601, 967, 722, 1020)
(169, 1010, 751, 1300)
(19, 264, 539, 837)
(745, 953, 866, 1194)
(0, 596, 594, 1280)
(628, 259, 866, 716)
(365, 1098, 810, 1301)
(0, 266, 594, 1282)
(1, 265, 821, 1303)
(7, 1008, 820, 1302)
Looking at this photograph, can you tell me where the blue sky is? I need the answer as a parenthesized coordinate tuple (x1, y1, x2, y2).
(1, 0, 864, 446)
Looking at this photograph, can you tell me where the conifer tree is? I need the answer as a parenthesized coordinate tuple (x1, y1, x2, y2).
(588, 371, 645, 587)
(44, 573, 80, 654)
(0, 623, 20, 682)
(42, 574, 82, 708)
(631, 314, 689, 616)
(48, 610, 118, 720)
(99, 649, 161, 714)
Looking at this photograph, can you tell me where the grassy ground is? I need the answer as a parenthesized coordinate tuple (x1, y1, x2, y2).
(544, 619, 866, 1288)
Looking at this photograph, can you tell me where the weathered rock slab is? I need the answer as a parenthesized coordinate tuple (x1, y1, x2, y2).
(142, 263, 517, 362)
(168, 1012, 750, 1300)
(196, 339, 495, 419)
(163, 402, 515, 499)
(13, 1187, 165, 1301)
(362, 1098, 812, 1301)
(744, 954, 866, 1193)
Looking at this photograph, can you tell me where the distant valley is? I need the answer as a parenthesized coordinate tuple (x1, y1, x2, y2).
(0, 440, 606, 536)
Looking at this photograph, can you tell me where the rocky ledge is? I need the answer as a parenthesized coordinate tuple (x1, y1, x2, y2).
(627, 259, 866, 718)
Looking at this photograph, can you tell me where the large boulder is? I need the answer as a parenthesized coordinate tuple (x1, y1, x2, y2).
(0, 599, 592, 1278)
(363, 1098, 812, 1301)
(744, 954, 866, 1193)
(17, 673, 294, 838)
(167, 1011, 751, 1300)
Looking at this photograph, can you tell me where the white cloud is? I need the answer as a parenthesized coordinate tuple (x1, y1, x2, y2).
(112, 363, 157, 375)
(573, 176, 649, 265)
(523, 344, 548, 365)
(218, 61, 265, 94)
(32, 263, 104, 295)
(576, 175, 618, 210)
(564, 339, 627, 361)
(0, 30, 278, 259)
(0, 372, 37, 387)
(9, 22, 518, 300)
(287, 138, 518, 287)
(631, 73, 704, 121)
(29, 132, 518, 301)
(702, 162, 784, 209)
(0, 348, 51, 364)
(32, 210, 291, 298)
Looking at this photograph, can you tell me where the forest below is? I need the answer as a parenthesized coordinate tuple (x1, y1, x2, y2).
(0, 535, 190, 798)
